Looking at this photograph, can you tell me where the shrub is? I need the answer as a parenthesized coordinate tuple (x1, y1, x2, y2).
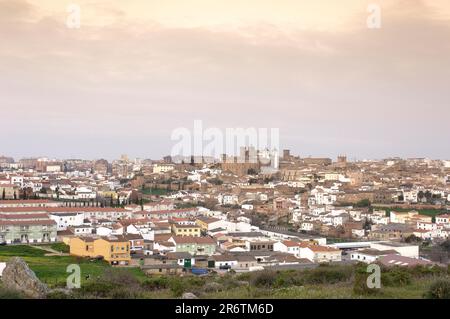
(424, 279, 450, 299)
(274, 270, 302, 288)
(169, 279, 185, 297)
(79, 281, 116, 298)
(352, 268, 381, 296)
(0, 287, 24, 299)
(381, 267, 411, 287)
(46, 290, 73, 299)
(250, 270, 277, 288)
(236, 272, 251, 281)
(202, 282, 223, 293)
(100, 268, 140, 287)
(186, 276, 205, 288)
(142, 277, 169, 290)
(410, 265, 446, 278)
(303, 267, 353, 285)
(110, 287, 141, 299)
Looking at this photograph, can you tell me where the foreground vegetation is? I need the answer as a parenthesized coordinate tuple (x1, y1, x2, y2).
(1, 245, 449, 299)
(0, 245, 146, 287)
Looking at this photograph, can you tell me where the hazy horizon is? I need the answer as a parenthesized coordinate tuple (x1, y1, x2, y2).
(1, 0, 450, 161)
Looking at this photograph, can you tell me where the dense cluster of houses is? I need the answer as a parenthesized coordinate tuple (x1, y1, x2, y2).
(1, 153, 449, 273)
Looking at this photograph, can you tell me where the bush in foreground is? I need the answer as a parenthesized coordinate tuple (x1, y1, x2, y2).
(424, 279, 450, 299)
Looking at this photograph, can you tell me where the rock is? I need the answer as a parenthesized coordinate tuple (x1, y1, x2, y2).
(182, 292, 198, 299)
(1, 257, 49, 298)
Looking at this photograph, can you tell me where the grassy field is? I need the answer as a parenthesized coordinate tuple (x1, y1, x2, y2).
(0, 245, 147, 287)
(47, 242, 70, 253)
(1, 245, 449, 299)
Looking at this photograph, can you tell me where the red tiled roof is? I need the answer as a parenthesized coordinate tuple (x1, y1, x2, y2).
(307, 245, 340, 253)
(0, 207, 128, 213)
(0, 219, 56, 226)
(282, 240, 301, 247)
(0, 199, 54, 204)
(0, 213, 50, 219)
(148, 208, 198, 215)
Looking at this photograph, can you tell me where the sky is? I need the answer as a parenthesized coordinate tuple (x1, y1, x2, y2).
(1, 0, 450, 161)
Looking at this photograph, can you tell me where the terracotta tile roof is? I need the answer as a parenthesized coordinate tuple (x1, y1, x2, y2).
(0, 199, 54, 204)
(0, 219, 56, 226)
(282, 240, 301, 247)
(0, 207, 128, 213)
(307, 245, 340, 253)
(0, 213, 50, 219)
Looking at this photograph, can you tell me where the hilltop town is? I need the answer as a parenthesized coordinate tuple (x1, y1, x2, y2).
(0, 149, 449, 278)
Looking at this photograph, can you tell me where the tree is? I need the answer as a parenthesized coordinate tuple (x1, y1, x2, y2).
(363, 218, 373, 231)
(356, 199, 371, 207)
(404, 234, 422, 244)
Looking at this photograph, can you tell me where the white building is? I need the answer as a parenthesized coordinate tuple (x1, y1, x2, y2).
(300, 222, 315, 231)
(273, 241, 301, 257)
(299, 245, 342, 263)
(153, 164, 175, 174)
(49, 212, 84, 231)
(417, 221, 437, 231)
(217, 194, 239, 205)
(436, 214, 450, 226)
(350, 248, 398, 264)
(71, 225, 94, 235)
(370, 242, 419, 258)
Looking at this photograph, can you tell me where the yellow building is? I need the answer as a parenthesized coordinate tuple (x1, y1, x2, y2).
(69, 236, 131, 265)
(195, 217, 221, 232)
(171, 224, 201, 237)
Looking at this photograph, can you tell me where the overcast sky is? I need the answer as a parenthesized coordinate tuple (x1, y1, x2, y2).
(1, 0, 449, 161)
